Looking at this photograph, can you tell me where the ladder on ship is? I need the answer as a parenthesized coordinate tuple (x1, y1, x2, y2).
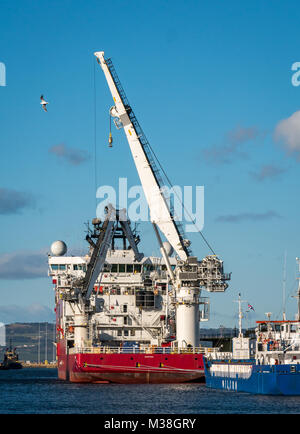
(105, 57, 192, 258)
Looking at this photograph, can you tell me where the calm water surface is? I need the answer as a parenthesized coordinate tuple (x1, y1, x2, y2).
(0, 368, 300, 414)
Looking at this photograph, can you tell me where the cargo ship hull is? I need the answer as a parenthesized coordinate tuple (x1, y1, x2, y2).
(204, 359, 300, 395)
(57, 340, 205, 384)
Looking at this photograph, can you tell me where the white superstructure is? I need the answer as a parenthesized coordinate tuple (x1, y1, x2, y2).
(48, 220, 210, 348)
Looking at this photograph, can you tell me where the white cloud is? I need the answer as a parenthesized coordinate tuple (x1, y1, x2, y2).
(202, 125, 262, 165)
(0, 249, 48, 279)
(274, 110, 300, 160)
(0, 303, 54, 323)
(0, 188, 35, 215)
(49, 144, 89, 166)
(215, 210, 282, 223)
(249, 164, 287, 182)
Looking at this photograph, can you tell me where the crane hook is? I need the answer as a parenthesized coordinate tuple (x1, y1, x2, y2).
(108, 111, 113, 148)
(108, 131, 113, 147)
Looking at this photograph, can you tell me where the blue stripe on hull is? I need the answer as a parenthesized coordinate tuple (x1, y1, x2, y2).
(204, 363, 300, 395)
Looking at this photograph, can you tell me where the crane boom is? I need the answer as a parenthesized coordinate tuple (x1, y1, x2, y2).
(78, 205, 143, 301)
(94, 51, 190, 262)
(83, 205, 116, 299)
(95, 51, 231, 349)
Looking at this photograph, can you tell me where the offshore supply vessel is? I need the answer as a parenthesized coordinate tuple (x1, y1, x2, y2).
(204, 275, 300, 395)
(48, 51, 231, 383)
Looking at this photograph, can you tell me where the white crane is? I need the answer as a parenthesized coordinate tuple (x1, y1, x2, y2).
(95, 51, 231, 348)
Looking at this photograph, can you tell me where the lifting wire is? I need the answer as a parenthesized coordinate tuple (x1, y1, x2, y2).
(93, 59, 98, 210)
(144, 141, 216, 255)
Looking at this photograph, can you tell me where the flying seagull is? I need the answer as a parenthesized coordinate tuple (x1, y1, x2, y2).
(40, 95, 48, 112)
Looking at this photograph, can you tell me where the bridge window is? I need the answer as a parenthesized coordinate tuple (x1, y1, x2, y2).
(126, 264, 133, 273)
(73, 264, 86, 271)
(51, 264, 66, 271)
(143, 264, 154, 272)
(259, 323, 268, 332)
(111, 264, 118, 273)
(119, 264, 125, 273)
(134, 264, 141, 273)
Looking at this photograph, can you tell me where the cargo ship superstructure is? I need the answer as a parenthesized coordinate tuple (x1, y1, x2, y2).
(204, 280, 300, 395)
(48, 51, 231, 383)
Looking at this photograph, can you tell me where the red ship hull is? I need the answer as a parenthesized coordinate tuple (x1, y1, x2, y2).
(57, 340, 205, 384)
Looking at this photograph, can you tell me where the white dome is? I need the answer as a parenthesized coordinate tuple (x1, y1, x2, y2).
(163, 241, 173, 256)
(50, 240, 67, 256)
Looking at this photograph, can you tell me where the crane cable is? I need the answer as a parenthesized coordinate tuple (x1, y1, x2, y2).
(93, 58, 98, 210)
(93, 58, 216, 256)
(145, 141, 216, 255)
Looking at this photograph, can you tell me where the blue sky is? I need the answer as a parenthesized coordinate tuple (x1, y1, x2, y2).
(0, 0, 300, 327)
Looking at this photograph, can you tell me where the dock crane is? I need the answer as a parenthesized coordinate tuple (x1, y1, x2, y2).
(94, 51, 231, 348)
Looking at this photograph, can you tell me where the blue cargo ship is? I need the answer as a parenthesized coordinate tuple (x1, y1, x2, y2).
(204, 358, 300, 395)
(204, 290, 300, 395)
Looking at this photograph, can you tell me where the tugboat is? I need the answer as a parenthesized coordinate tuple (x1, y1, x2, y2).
(0, 341, 22, 370)
(204, 273, 300, 395)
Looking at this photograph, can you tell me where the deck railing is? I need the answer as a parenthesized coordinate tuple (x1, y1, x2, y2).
(75, 346, 207, 355)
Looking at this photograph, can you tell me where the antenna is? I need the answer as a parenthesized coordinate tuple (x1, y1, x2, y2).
(38, 323, 40, 364)
(233, 293, 247, 337)
(265, 312, 272, 321)
(45, 322, 47, 364)
(283, 250, 287, 320)
(295, 258, 300, 321)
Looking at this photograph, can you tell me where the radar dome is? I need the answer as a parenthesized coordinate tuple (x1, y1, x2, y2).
(163, 241, 173, 256)
(50, 240, 67, 256)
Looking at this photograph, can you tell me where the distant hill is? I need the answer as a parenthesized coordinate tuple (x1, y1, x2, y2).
(0, 323, 244, 363)
(0, 323, 56, 363)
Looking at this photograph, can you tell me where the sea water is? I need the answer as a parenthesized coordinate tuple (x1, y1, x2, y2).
(0, 368, 300, 414)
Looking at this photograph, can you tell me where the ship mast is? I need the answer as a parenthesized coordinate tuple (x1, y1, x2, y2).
(282, 251, 287, 321)
(296, 257, 300, 321)
(234, 293, 247, 338)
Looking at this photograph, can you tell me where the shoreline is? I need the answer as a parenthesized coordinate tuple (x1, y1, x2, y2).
(21, 363, 57, 368)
